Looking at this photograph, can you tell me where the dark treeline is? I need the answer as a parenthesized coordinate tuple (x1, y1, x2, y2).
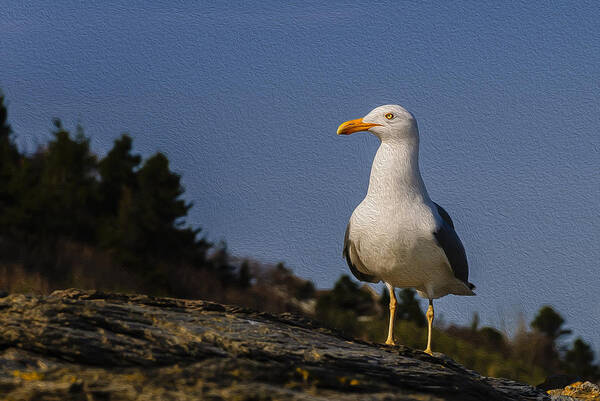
(0, 93, 207, 292)
(0, 93, 597, 385)
(0, 93, 314, 308)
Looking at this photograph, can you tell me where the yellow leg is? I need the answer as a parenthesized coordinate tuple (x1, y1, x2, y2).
(424, 299, 434, 355)
(385, 284, 397, 345)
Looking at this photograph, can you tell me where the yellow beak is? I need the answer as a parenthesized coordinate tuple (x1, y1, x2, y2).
(336, 118, 381, 135)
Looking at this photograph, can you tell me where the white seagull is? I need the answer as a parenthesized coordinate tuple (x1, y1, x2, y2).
(337, 105, 475, 355)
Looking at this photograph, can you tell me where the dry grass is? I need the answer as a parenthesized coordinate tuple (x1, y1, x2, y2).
(0, 240, 307, 315)
(0, 264, 50, 295)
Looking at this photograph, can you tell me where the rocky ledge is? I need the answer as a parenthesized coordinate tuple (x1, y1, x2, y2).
(0, 289, 559, 400)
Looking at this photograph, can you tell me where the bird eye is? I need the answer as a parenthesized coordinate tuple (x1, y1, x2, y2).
(385, 113, 394, 120)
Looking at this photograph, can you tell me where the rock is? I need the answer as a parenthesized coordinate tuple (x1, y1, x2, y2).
(0, 289, 550, 400)
(547, 381, 600, 400)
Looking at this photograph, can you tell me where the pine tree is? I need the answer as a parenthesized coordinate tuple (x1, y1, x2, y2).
(96, 134, 143, 253)
(564, 338, 598, 380)
(34, 120, 98, 241)
(0, 94, 20, 229)
(320, 275, 376, 317)
(107, 152, 207, 272)
(531, 306, 572, 340)
(237, 260, 252, 289)
(0, 94, 18, 160)
(108, 185, 142, 266)
(136, 153, 194, 255)
(396, 289, 426, 327)
(4, 150, 44, 237)
(379, 288, 426, 327)
(295, 280, 315, 300)
(208, 241, 235, 284)
(316, 275, 373, 336)
(98, 134, 141, 216)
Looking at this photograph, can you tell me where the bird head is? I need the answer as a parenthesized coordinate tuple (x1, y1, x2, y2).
(337, 105, 418, 142)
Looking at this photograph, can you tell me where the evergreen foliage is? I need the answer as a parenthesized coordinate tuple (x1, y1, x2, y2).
(0, 92, 597, 386)
(294, 280, 315, 300)
(564, 338, 598, 379)
(397, 288, 426, 327)
(316, 274, 376, 336)
(36, 121, 98, 241)
(0, 94, 19, 230)
(531, 305, 572, 340)
(97, 134, 141, 216)
(379, 287, 426, 327)
(208, 241, 236, 284)
(237, 260, 252, 289)
(0, 95, 209, 284)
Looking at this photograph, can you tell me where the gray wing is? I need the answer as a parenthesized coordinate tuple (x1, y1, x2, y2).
(434, 202, 454, 228)
(433, 203, 475, 290)
(343, 221, 380, 283)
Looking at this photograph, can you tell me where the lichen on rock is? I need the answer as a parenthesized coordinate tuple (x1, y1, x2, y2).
(547, 381, 600, 401)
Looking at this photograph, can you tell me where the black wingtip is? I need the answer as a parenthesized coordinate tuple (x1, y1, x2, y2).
(468, 282, 476, 290)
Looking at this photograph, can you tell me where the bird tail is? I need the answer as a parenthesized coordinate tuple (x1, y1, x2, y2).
(455, 281, 476, 296)
(463, 282, 476, 296)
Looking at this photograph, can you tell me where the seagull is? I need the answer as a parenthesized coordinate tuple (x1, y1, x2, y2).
(337, 105, 475, 355)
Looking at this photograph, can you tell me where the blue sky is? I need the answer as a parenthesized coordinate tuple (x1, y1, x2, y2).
(1, 2, 598, 352)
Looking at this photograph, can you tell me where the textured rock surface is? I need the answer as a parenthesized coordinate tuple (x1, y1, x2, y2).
(0, 289, 551, 400)
(547, 381, 600, 400)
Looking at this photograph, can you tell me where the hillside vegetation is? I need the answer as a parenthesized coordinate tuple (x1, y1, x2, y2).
(0, 92, 597, 386)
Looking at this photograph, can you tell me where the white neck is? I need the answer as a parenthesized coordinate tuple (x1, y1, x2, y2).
(366, 138, 430, 203)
